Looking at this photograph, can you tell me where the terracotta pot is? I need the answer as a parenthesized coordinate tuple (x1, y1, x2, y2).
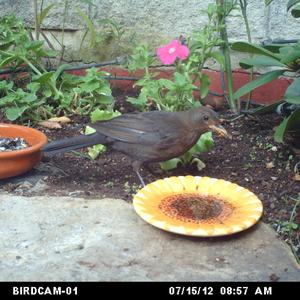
(0, 124, 47, 179)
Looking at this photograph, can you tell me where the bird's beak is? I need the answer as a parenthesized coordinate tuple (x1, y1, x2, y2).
(209, 124, 231, 139)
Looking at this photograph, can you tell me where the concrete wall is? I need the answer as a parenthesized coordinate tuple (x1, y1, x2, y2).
(0, 0, 300, 62)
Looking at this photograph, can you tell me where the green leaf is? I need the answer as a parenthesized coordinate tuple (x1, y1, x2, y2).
(0, 55, 17, 68)
(253, 100, 284, 115)
(174, 72, 187, 86)
(239, 55, 286, 69)
(43, 88, 52, 98)
(88, 144, 107, 160)
(263, 44, 284, 54)
(191, 158, 206, 171)
(210, 51, 225, 68)
(90, 109, 120, 123)
(98, 85, 112, 96)
(286, 108, 300, 132)
(274, 108, 300, 142)
(5, 106, 27, 121)
(0, 41, 14, 51)
(296, 39, 300, 50)
(126, 96, 148, 110)
(77, 8, 97, 47)
(54, 64, 70, 80)
(23, 92, 37, 103)
(159, 158, 182, 171)
(189, 132, 214, 155)
(291, 4, 300, 17)
(265, 0, 274, 5)
(27, 82, 40, 93)
(284, 77, 300, 104)
(274, 117, 289, 143)
(0, 80, 13, 91)
(85, 125, 96, 135)
(233, 70, 285, 100)
(279, 46, 300, 64)
(158, 78, 175, 90)
(231, 42, 280, 59)
(199, 73, 210, 99)
(37, 4, 55, 26)
(98, 95, 113, 104)
(33, 72, 54, 84)
(85, 126, 106, 159)
(80, 80, 99, 92)
(288, 0, 300, 11)
(181, 151, 193, 164)
(292, 222, 298, 229)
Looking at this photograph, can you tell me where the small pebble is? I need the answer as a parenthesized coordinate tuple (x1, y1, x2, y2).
(271, 146, 277, 152)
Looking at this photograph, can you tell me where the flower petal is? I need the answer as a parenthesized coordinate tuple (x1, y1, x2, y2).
(177, 44, 189, 60)
(156, 40, 182, 65)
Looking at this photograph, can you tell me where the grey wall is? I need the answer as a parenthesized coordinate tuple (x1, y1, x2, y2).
(0, 0, 300, 62)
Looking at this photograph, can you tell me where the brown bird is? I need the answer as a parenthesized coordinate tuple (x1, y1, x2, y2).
(42, 107, 229, 186)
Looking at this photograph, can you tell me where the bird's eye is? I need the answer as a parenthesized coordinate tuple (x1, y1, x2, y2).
(203, 115, 209, 121)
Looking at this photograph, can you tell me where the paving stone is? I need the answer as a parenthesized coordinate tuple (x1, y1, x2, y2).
(0, 195, 299, 281)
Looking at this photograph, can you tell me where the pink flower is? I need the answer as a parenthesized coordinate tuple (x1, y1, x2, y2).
(156, 39, 189, 65)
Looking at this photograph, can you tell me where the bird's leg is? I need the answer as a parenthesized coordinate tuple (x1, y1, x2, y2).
(132, 161, 146, 187)
(136, 170, 146, 187)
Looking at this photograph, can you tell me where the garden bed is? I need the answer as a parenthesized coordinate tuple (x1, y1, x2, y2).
(1, 88, 299, 261)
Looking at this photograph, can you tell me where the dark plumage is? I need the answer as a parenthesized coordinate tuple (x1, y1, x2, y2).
(42, 107, 229, 185)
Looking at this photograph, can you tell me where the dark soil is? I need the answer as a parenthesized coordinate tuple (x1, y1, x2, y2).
(1, 88, 300, 261)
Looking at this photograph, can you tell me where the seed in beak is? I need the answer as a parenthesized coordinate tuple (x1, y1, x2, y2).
(209, 125, 231, 139)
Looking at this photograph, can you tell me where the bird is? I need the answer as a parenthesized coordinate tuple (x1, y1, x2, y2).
(42, 106, 230, 186)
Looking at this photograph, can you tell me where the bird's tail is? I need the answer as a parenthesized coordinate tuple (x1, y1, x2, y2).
(42, 133, 108, 155)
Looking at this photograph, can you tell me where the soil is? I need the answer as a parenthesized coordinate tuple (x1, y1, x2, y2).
(1, 88, 299, 261)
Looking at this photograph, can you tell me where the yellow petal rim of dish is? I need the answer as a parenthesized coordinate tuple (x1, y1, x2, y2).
(133, 176, 263, 237)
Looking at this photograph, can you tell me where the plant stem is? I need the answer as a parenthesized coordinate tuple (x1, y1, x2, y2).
(21, 56, 42, 75)
(33, 0, 40, 40)
(60, 0, 69, 64)
(239, 0, 254, 111)
(288, 195, 300, 263)
(216, 0, 237, 113)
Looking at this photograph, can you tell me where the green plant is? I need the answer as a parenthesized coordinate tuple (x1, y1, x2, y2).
(238, 0, 254, 110)
(0, 16, 57, 122)
(126, 5, 226, 112)
(187, 3, 226, 100)
(231, 39, 300, 143)
(277, 193, 300, 263)
(265, 0, 300, 18)
(77, 4, 128, 61)
(215, 0, 238, 112)
(0, 80, 51, 122)
(0, 15, 116, 122)
(59, 68, 114, 115)
(0, 16, 56, 71)
(230, 0, 300, 143)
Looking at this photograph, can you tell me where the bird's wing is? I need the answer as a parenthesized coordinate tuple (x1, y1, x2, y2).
(90, 111, 185, 145)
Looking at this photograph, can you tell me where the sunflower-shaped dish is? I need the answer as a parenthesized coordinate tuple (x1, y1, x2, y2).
(133, 176, 263, 237)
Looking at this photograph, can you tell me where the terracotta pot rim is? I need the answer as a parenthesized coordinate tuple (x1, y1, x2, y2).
(0, 123, 47, 158)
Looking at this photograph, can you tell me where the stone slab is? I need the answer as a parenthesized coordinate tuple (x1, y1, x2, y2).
(0, 195, 299, 281)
